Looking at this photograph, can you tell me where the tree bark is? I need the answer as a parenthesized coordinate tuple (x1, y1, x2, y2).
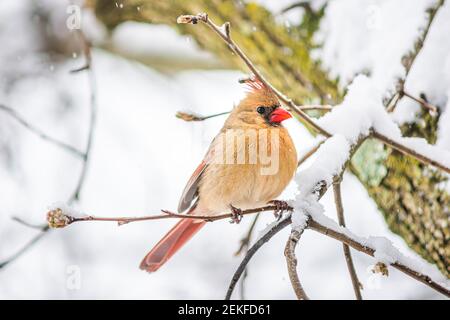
(90, 0, 449, 277)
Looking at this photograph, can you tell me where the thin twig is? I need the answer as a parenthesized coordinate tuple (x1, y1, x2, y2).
(299, 105, 333, 111)
(0, 104, 85, 158)
(280, 1, 314, 15)
(225, 217, 292, 299)
(0, 226, 49, 269)
(372, 131, 450, 173)
(0, 30, 98, 270)
(386, 0, 445, 112)
(52, 205, 292, 227)
(402, 90, 438, 114)
(177, 13, 332, 137)
(235, 213, 260, 300)
(12, 217, 48, 230)
(176, 110, 231, 122)
(333, 177, 362, 300)
(284, 227, 309, 300)
(235, 214, 260, 256)
(175, 104, 330, 123)
(297, 140, 325, 167)
(69, 31, 97, 202)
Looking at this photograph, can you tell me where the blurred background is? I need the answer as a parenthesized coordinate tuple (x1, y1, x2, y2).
(0, 0, 449, 299)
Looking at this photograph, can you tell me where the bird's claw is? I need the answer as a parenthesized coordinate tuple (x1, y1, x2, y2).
(268, 200, 291, 221)
(229, 204, 243, 224)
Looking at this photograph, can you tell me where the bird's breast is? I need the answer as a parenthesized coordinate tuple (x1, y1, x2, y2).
(197, 127, 297, 214)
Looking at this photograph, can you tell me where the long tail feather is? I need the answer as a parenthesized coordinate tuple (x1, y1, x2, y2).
(139, 218, 206, 272)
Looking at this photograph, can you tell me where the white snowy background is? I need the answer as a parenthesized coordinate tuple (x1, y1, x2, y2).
(0, 0, 448, 299)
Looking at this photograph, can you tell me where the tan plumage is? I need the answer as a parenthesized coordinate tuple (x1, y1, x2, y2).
(197, 99, 297, 213)
(140, 79, 297, 272)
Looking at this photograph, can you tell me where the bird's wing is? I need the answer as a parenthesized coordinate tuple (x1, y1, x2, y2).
(177, 145, 216, 213)
(177, 160, 207, 213)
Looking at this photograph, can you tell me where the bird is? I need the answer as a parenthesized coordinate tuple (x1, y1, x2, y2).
(140, 78, 298, 272)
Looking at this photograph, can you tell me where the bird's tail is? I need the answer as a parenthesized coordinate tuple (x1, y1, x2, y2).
(139, 218, 206, 272)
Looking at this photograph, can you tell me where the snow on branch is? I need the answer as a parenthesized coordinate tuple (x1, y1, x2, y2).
(307, 216, 450, 296)
(386, 0, 445, 112)
(292, 135, 363, 299)
(294, 135, 351, 197)
(226, 205, 450, 298)
(317, 75, 450, 173)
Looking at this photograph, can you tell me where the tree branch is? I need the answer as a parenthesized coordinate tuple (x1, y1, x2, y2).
(235, 215, 260, 256)
(402, 90, 438, 114)
(0, 104, 85, 158)
(176, 110, 231, 122)
(12, 217, 48, 230)
(308, 219, 450, 297)
(69, 31, 97, 202)
(225, 213, 450, 299)
(225, 217, 292, 299)
(386, 0, 445, 112)
(47, 205, 293, 228)
(234, 213, 260, 300)
(284, 227, 309, 300)
(297, 140, 325, 167)
(0, 225, 49, 269)
(333, 177, 362, 300)
(0, 30, 98, 270)
(280, 1, 315, 16)
(372, 131, 450, 173)
(175, 104, 331, 123)
(177, 13, 332, 137)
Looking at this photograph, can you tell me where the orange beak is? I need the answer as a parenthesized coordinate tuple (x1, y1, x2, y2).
(270, 108, 292, 123)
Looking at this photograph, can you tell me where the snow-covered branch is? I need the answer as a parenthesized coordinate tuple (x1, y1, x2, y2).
(307, 217, 450, 297)
(386, 0, 445, 112)
(226, 210, 450, 299)
(225, 135, 449, 299)
(317, 75, 450, 173)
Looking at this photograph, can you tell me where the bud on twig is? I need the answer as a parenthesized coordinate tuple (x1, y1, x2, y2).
(47, 208, 73, 228)
(372, 262, 389, 276)
(176, 111, 203, 122)
(177, 13, 207, 25)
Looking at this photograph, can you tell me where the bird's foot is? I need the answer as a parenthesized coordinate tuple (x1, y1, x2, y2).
(229, 204, 243, 224)
(268, 200, 291, 221)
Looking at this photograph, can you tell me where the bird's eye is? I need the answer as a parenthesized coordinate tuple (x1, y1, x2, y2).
(256, 106, 265, 114)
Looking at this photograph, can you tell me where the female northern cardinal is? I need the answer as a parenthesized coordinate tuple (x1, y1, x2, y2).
(140, 79, 297, 272)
